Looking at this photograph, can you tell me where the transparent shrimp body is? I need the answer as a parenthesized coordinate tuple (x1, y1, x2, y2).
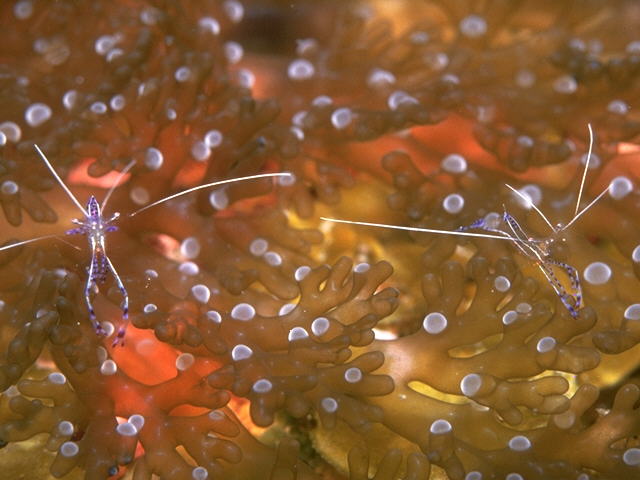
(458, 210, 583, 317)
(66, 196, 129, 344)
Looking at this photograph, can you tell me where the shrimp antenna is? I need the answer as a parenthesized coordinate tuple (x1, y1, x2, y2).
(129, 172, 293, 217)
(562, 183, 609, 231)
(505, 184, 557, 234)
(101, 160, 137, 211)
(34, 145, 89, 218)
(320, 217, 526, 243)
(0, 235, 81, 252)
(574, 123, 594, 218)
(561, 124, 610, 231)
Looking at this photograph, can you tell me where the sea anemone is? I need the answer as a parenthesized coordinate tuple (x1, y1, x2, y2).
(1, 1, 640, 479)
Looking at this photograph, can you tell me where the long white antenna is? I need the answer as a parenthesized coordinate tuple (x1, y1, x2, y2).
(129, 172, 293, 217)
(574, 123, 594, 218)
(505, 184, 557, 234)
(34, 145, 89, 218)
(562, 184, 609, 231)
(0, 234, 81, 252)
(101, 159, 137, 211)
(320, 217, 524, 243)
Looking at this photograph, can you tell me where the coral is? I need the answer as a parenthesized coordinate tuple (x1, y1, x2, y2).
(1, 1, 640, 479)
